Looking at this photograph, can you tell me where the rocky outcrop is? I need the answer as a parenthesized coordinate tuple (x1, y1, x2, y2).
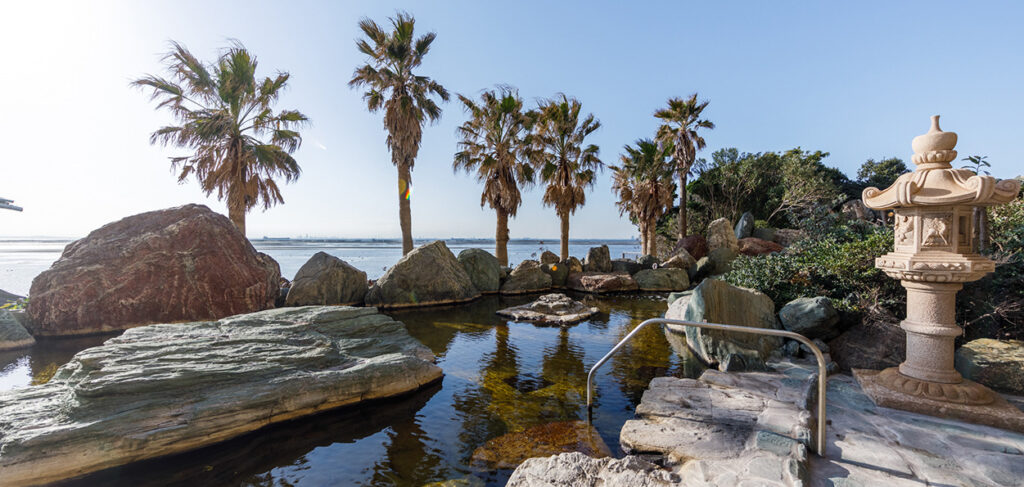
(472, 421, 612, 470)
(541, 263, 568, 287)
(735, 211, 755, 239)
(707, 217, 739, 252)
(0, 310, 34, 351)
(738, 237, 784, 256)
(611, 258, 642, 275)
(27, 204, 279, 336)
(458, 248, 502, 294)
(567, 272, 638, 294)
(366, 240, 480, 308)
(507, 452, 678, 487)
(634, 268, 689, 292)
(955, 339, 1024, 395)
(828, 310, 905, 371)
(664, 279, 780, 370)
(0, 306, 443, 486)
(496, 294, 599, 325)
(676, 235, 708, 260)
(779, 297, 841, 341)
(661, 249, 695, 271)
(500, 260, 553, 295)
(284, 252, 367, 306)
(540, 250, 560, 265)
(583, 245, 612, 272)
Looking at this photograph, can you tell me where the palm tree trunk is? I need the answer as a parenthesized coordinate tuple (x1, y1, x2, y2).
(559, 210, 570, 261)
(678, 170, 688, 239)
(398, 163, 414, 255)
(228, 205, 246, 237)
(647, 219, 657, 257)
(496, 209, 509, 267)
(639, 221, 648, 256)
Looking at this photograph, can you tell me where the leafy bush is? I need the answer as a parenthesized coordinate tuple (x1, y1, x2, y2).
(725, 223, 901, 313)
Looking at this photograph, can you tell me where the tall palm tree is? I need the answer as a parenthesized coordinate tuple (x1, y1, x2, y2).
(453, 87, 535, 266)
(349, 12, 450, 255)
(133, 41, 308, 236)
(611, 139, 675, 255)
(533, 95, 602, 260)
(654, 93, 714, 239)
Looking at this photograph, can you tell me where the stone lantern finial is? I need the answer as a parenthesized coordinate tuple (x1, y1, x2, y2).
(856, 115, 1024, 433)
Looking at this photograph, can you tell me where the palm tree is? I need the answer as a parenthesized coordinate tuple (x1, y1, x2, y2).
(654, 94, 714, 239)
(349, 12, 450, 255)
(133, 41, 308, 236)
(533, 95, 602, 260)
(453, 87, 535, 266)
(611, 139, 675, 255)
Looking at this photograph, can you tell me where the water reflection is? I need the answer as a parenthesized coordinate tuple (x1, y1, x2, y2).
(18, 293, 705, 486)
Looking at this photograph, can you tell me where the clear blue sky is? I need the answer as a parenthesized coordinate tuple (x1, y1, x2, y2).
(2, 1, 1022, 239)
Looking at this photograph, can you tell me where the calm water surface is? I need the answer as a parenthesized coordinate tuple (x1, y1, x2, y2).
(2, 293, 702, 487)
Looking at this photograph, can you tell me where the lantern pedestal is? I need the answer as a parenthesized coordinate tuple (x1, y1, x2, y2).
(856, 115, 1024, 433)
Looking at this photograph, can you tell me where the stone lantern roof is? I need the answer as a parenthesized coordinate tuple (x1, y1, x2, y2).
(863, 115, 1020, 209)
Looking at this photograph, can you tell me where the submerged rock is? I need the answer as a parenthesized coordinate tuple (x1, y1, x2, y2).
(955, 339, 1024, 395)
(0, 310, 34, 351)
(0, 306, 442, 486)
(507, 452, 678, 487)
(366, 240, 480, 308)
(633, 268, 689, 292)
(458, 248, 502, 294)
(27, 204, 279, 336)
(284, 252, 368, 306)
(583, 245, 612, 273)
(664, 279, 780, 370)
(496, 293, 599, 325)
(567, 272, 638, 294)
(471, 421, 612, 470)
(500, 260, 553, 295)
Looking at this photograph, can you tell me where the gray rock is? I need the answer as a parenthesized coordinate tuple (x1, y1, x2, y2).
(540, 250, 560, 265)
(707, 217, 738, 252)
(773, 229, 805, 247)
(583, 245, 612, 273)
(541, 262, 568, 288)
(752, 227, 777, 242)
(284, 252, 367, 306)
(561, 256, 583, 274)
(661, 250, 695, 271)
(507, 452, 679, 487)
(496, 293, 599, 325)
(567, 272, 638, 294)
(667, 291, 691, 306)
(0, 310, 34, 351)
(735, 211, 755, 240)
(779, 297, 841, 341)
(707, 246, 738, 275)
(664, 279, 781, 370)
(636, 254, 659, 269)
(634, 268, 690, 292)
(688, 257, 714, 283)
(500, 260, 553, 295)
(611, 258, 642, 275)
(0, 306, 443, 486)
(458, 248, 502, 294)
(955, 339, 1024, 395)
(366, 240, 480, 308)
(828, 311, 905, 372)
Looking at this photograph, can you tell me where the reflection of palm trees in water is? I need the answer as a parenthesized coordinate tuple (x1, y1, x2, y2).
(370, 413, 445, 486)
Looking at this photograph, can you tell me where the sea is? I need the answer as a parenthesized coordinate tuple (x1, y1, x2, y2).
(0, 238, 642, 297)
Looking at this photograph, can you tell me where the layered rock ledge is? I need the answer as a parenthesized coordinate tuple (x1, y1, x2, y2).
(0, 306, 442, 487)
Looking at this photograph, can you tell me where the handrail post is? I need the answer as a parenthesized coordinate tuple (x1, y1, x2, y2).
(586, 318, 829, 457)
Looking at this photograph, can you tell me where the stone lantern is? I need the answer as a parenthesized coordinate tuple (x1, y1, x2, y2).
(857, 115, 1023, 432)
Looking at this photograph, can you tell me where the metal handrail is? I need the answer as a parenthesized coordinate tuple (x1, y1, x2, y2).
(585, 318, 829, 456)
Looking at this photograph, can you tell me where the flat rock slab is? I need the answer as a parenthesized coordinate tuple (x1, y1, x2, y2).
(471, 421, 612, 470)
(495, 293, 599, 325)
(508, 452, 679, 487)
(0, 306, 443, 486)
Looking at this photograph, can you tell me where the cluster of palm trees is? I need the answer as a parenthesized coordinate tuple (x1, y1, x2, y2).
(134, 12, 712, 263)
(612, 94, 714, 255)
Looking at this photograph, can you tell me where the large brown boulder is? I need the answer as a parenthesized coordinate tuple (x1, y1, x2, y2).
(737, 237, 784, 256)
(567, 272, 638, 294)
(676, 235, 708, 260)
(27, 205, 279, 336)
